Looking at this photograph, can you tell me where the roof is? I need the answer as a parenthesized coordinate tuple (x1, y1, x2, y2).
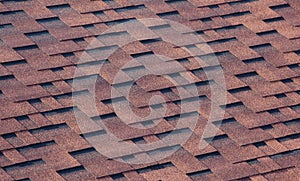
(0, 0, 300, 180)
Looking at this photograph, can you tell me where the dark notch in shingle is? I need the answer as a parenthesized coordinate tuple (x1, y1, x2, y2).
(270, 4, 290, 10)
(54, 92, 72, 100)
(148, 145, 181, 156)
(57, 166, 86, 176)
(151, 103, 164, 109)
(204, 134, 229, 142)
(165, 112, 198, 122)
(0, 10, 24, 16)
(2, 0, 29, 3)
(253, 141, 267, 148)
(291, 104, 300, 111)
(277, 133, 300, 143)
(83, 24, 95, 29)
(166, 0, 187, 4)
(3, 159, 45, 171)
(191, 68, 204, 75)
(213, 118, 237, 126)
(209, 4, 219, 9)
(62, 52, 74, 58)
(281, 78, 293, 83)
(131, 137, 146, 144)
(42, 107, 73, 117)
(196, 151, 221, 160)
(220, 101, 245, 109)
(92, 10, 105, 16)
(2, 60, 27, 67)
(115, 5, 146, 12)
(284, 118, 300, 126)
(263, 17, 284, 23)
(98, 31, 128, 38)
(137, 162, 174, 173)
(101, 97, 124, 105)
(156, 128, 191, 139)
(221, 11, 251, 19)
(16, 178, 30, 181)
(267, 108, 280, 115)
(149, 24, 171, 30)
(201, 17, 212, 22)
(123, 65, 146, 73)
(141, 120, 155, 127)
(69, 147, 97, 157)
(274, 93, 286, 99)
(157, 11, 180, 18)
(121, 154, 135, 161)
(86, 45, 118, 56)
(215, 24, 244, 32)
(229, 86, 251, 94)
(229, 0, 258, 5)
(236, 71, 258, 79)
(41, 82, 54, 88)
(270, 149, 300, 159)
(250, 43, 272, 50)
(215, 51, 232, 57)
(81, 130, 107, 138)
(112, 81, 135, 89)
(105, 18, 136, 26)
(294, 50, 300, 55)
(208, 37, 237, 45)
(36, 17, 61, 24)
(13, 45, 38, 51)
(131, 51, 154, 58)
(0, 75, 15, 81)
(0, 23, 13, 29)
(246, 158, 259, 165)
(194, 80, 210, 86)
(47, 4, 71, 10)
(257, 30, 278, 36)
(288, 64, 299, 70)
(30, 123, 68, 134)
(15, 115, 29, 121)
(140, 38, 162, 44)
(99, 112, 117, 120)
(160, 88, 173, 94)
(17, 140, 56, 152)
(261, 124, 273, 130)
(243, 57, 265, 64)
(25, 30, 50, 38)
(187, 169, 213, 178)
(76, 59, 109, 68)
(2, 133, 17, 139)
(110, 173, 126, 180)
(73, 37, 85, 43)
(51, 67, 64, 72)
(165, 114, 180, 121)
(196, 30, 204, 35)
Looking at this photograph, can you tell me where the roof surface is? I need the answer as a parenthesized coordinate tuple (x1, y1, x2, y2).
(0, 0, 300, 180)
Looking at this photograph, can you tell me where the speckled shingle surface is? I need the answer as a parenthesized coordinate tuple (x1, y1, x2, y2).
(0, 0, 300, 180)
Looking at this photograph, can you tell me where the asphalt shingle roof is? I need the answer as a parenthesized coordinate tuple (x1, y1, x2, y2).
(0, 0, 300, 180)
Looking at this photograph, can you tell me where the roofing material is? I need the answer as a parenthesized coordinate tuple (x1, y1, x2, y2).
(0, 0, 300, 180)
